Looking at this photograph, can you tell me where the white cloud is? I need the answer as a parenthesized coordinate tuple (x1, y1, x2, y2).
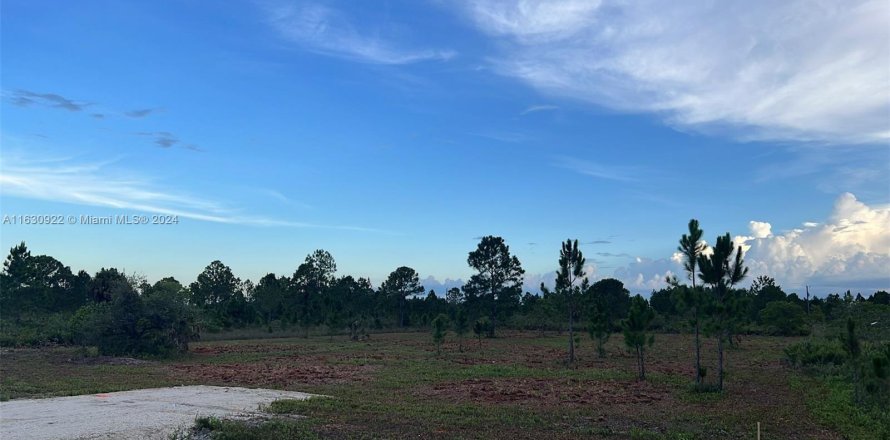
(610, 193, 889, 293)
(457, 0, 890, 144)
(520, 104, 559, 115)
(420, 276, 465, 295)
(739, 193, 890, 292)
(463, 0, 602, 41)
(613, 257, 681, 293)
(749, 221, 772, 239)
(525, 263, 597, 292)
(670, 252, 684, 264)
(552, 155, 641, 182)
(264, 2, 455, 64)
(0, 153, 385, 232)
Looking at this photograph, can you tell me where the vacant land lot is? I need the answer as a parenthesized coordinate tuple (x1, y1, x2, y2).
(0, 332, 846, 439)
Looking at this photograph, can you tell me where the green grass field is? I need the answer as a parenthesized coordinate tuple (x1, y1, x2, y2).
(0, 331, 878, 439)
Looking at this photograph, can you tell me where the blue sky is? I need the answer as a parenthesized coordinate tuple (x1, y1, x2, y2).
(2, 0, 888, 295)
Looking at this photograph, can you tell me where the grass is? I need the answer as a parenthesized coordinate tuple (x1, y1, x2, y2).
(174, 416, 320, 440)
(789, 374, 890, 440)
(0, 347, 181, 401)
(0, 331, 877, 438)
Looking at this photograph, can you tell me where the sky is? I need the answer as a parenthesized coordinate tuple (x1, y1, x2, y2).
(1, 0, 888, 296)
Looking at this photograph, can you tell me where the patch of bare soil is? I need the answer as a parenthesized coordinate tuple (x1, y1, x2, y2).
(190, 344, 285, 355)
(170, 359, 378, 387)
(67, 356, 155, 366)
(420, 377, 673, 407)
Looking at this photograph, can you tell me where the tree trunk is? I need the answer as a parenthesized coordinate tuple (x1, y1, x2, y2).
(399, 297, 404, 328)
(567, 303, 575, 364)
(638, 346, 645, 380)
(694, 310, 702, 385)
(490, 289, 498, 338)
(717, 330, 725, 391)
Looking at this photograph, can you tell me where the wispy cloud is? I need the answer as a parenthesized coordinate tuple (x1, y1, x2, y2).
(520, 104, 558, 115)
(136, 131, 204, 152)
(753, 146, 888, 198)
(7, 89, 165, 121)
(0, 153, 386, 232)
(552, 156, 640, 182)
(258, 188, 313, 210)
(137, 131, 179, 148)
(596, 252, 632, 258)
(470, 130, 531, 143)
(456, 0, 889, 144)
(9, 89, 89, 111)
(125, 108, 160, 118)
(263, 2, 456, 65)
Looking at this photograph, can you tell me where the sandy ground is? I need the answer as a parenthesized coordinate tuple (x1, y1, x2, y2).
(0, 385, 316, 439)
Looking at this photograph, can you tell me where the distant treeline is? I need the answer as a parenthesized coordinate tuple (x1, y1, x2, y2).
(0, 237, 887, 356)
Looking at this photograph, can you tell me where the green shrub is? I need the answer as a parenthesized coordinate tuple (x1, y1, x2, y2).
(431, 313, 448, 355)
(70, 285, 195, 357)
(760, 301, 808, 336)
(785, 340, 847, 367)
(0, 312, 76, 347)
(473, 317, 493, 340)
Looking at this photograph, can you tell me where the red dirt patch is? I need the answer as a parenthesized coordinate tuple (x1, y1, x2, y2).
(170, 361, 377, 387)
(190, 344, 285, 355)
(421, 377, 673, 407)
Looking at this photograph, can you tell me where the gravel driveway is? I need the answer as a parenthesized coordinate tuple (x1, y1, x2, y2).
(0, 385, 316, 439)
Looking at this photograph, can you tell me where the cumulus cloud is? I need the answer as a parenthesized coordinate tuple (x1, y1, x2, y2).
(613, 257, 680, 292)
(609, 193, 889, 294)
(263, 2, 455, 64)
(749, 221, 772, 239)
(525, 263, 598, 292)
(420, 276, 465, 295)
(456, 0, 889, 144)
(739, 193, 890, 292)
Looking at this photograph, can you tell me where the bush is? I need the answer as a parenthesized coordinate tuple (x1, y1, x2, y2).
(473, 317, 493, 339)
(0, 312, 76, 347)
(70, 285, 196, 357)
(760, 301, 808, 336)
(431, 313, 448, 354)
(785, 340, 848, 367)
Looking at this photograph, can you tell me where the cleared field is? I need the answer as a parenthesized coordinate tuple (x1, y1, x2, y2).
(0, 332, 846, 439)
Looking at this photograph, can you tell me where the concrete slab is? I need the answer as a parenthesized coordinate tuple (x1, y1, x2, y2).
(0, 385, 316, 439)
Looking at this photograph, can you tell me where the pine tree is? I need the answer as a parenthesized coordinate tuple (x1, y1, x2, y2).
(465, 236, 524, 337)
(622, 295, 655, 380)
(677, 219, 706, 385)
(698, 233, 748, 391)
(431, 314, 448, 355)
(453, 308, 469, 352)
(555, 239, 588, 364)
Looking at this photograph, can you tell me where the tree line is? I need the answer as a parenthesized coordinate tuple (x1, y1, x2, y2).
(2, 226, 887, 375)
